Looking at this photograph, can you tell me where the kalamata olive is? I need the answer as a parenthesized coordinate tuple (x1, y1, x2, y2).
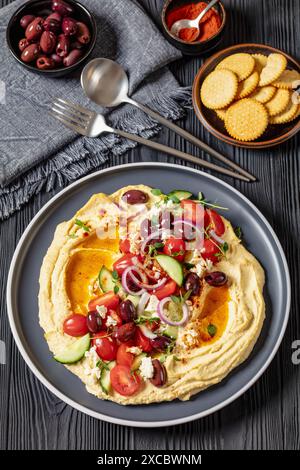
(43, 13, 60, 34)
(52, 0, 74, 17)
(204, 271, 227, 287)
(86, 311, 102, 334)
(25, 17, 44, 42)
(21, 43, 40, 63)
(56, 33, 70, 57)
(51, 53, 63, 65)
(122, 190, 149, 205)
(63, 48, 83, 67)
(62, 16, 78, 36)
(151, 335, 172, 352)
(184, 272, 201, 296)
(150, 359, 167, 387)
(40, 31, 57, 54)
(159, 210, 174, 230)
(70, 39, 85, 50)
(76, 21, 91, 44)
(36, 56, 55, 70)
(113, 322, 136, 343)
(119, 300, 137, 323)
(20, 14, 35, 29)
(18, 38, 30, 52)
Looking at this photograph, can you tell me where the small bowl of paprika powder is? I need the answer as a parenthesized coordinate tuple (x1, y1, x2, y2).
(161, 0, 226, 55)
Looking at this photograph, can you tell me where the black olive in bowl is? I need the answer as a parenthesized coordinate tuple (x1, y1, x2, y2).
(6, 0, 97, 77)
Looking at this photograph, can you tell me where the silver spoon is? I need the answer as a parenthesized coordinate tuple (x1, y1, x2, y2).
(170, 0, 219, 40)
(81, 58, 256, 182)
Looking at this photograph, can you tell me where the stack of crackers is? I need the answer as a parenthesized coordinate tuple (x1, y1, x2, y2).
(200, 52, 300, 141)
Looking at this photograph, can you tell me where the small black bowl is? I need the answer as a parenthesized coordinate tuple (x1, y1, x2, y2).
(161, 0, 226, 56)
(6, 0, 97, 78)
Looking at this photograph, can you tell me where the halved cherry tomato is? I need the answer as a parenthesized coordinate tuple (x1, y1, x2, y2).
(135, 327, 153, 353)
(92, 331, 118, 361)
(113, 253, 138, 276)
(206, 209, 225, 236)
(201, 239, 220, 264)
(63, 313, 89, 337)
(151, 279, 177, 300)
(88, 292, 120, 312)
(180, 200, 209, 227)
(163, 237, 185, 262)
(110, 365, 141, 396)
(119, 238, 131, 254)
(102, 310, 122, 329)
(116, 341, 134, 367)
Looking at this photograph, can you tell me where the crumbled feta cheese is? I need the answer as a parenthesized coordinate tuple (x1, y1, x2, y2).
(96, 305, 107, 318)
(139, 356, 154, 380)
(205, 259, 213, 271)
(146, 295, 159, 314)
(126, 346, 142, 355)
(106, 315, 117, 327)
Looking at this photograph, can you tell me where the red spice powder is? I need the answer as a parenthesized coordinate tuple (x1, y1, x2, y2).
(166, 1, 222, 43)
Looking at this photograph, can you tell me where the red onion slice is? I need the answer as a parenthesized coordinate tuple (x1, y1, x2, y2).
(140, 229, 171, 254)
(121, 266, 146, 296)
(129, 270, 167, 290)
(209, 230, 225, 245)
(157, 297, 189, 326)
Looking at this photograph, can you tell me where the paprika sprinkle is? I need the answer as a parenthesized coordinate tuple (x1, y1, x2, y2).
(166, 1, 222, 43)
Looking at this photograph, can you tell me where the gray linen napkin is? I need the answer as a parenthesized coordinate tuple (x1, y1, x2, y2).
(0, 0, 191, 219)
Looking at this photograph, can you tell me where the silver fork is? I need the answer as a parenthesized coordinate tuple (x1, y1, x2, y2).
(50, 98, 255, 182)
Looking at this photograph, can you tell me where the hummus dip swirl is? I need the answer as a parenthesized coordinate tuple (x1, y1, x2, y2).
(39, 185, 265, 404)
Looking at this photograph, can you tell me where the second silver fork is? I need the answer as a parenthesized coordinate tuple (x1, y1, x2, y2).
(50, 98, 254, 182)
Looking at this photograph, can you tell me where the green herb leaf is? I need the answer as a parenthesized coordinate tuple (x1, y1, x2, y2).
(207, 324, 217, 337)
(114, 285, 119, 294)
(234, 226, 243, 239)
(112, 270, 119, 280)
(135, 316, 159, 325)
(170, 295, 180, 304)
(222, 242, 229, 253)
(159, 355, 167, 363)
(173, 356, 181, 362)
(198, 191, 204, 201)
(184, 262, 195, 270)
(68, 233, 78, 239)
(75, 218, 90, 232)
(196, 194, 228, 211)
(151, 188, 162, 196)
(168, 194, 180, 204)
(96, 360, 110, 371)
(183, 289, 193, 301)
(154, 242, 164, 249)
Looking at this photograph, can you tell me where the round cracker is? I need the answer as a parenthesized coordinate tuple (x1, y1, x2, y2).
(265, 89, 290, 116)
(259, 53, 287, 86)
(200, 69, 238, 109)
(252, 54, 268, 74)
(225, 98, 268, 141)
(269, 101, 299, 124)
(215, 108, 228, 121)
(273, 69, 300, 89)
(236, 71, 260, 99)
(216, 53, 255, 81)
(250, 85, 277, 103)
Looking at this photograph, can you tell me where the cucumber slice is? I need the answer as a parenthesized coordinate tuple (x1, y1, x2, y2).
(163, 325, 178, 339)
(54, 334, 90, 364)
(131, 353, 147, 371)
(98, 266, 115, 293)
(155, 254, 184, 286)
(100, 360, 116, 394)
(126, 294, 140, 308)
(168, 190, 193, 201)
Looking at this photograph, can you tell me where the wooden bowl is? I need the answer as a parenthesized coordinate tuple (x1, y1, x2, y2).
(192, 43, 300, 148)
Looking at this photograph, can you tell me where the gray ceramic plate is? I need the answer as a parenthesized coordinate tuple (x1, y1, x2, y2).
(7, 163, 290, 427)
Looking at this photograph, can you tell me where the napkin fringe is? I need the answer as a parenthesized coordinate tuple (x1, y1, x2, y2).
(0, 86, 192, 220)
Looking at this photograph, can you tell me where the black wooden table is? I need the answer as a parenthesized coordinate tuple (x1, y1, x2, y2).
(1, 0, 299, 450)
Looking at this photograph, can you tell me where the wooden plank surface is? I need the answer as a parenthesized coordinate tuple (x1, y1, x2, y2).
(0, 0, 299, 450)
